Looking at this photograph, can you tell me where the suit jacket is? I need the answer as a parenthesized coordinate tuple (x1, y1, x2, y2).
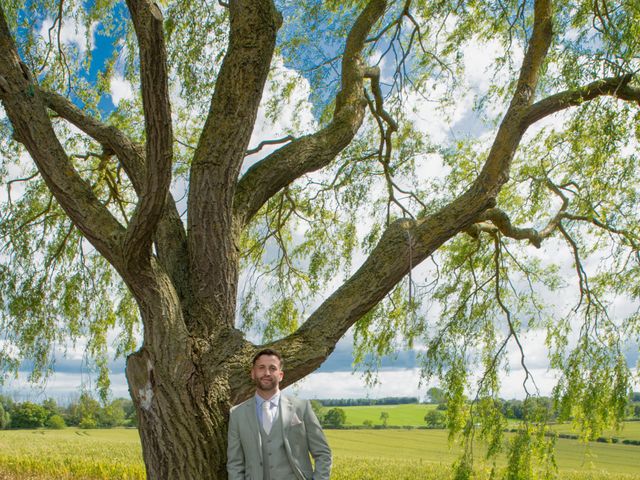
(227, 394, 331, 480)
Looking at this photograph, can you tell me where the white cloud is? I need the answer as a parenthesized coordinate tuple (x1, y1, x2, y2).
(289, 369, 424, 400)
(108, 39, 137, 108)
(2, 372, 129, 404)
(243, 58, 316, 170)
(406, 37, 520, 147)
(110, 75, 135, 106)
(37, 17, 97, 56)
(289, 365, 562, 401)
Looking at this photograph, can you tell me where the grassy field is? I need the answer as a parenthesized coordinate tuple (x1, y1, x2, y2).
(325, 429, 640, 475)
(2, 428, 640, 479)
(549, 421, 640, 442)
(339, 403, 438, 426)
(0, 429, 145, 479)
(339, 404, 640, 440)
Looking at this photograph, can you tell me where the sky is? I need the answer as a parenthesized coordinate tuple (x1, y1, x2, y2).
(3, 330, 593, 404)
(1, 3, 639, 405)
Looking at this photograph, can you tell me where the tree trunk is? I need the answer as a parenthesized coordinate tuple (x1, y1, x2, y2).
(127, 344, 237, 480)
(122, 264, 254, 480)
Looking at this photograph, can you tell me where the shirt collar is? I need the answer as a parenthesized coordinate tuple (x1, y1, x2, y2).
(255, 390, 280, 407)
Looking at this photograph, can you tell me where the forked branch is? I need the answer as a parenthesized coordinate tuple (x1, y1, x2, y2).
(234, 0, 389, 228)
(0, 6, 125, 266)
(40, 88, 189, 297)
(265, 0, 556, 383)
(467, 175, 639, 254)
(123, 0, 173, 266)
(41, 88, 146, 190)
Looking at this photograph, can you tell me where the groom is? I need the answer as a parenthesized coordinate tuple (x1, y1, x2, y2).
(227, 348, 332, 480)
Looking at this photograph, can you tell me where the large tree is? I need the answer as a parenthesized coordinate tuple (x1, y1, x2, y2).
(1, 0, 639, 478)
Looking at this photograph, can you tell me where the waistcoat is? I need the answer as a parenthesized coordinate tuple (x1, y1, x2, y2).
(259, 414, 297, 480)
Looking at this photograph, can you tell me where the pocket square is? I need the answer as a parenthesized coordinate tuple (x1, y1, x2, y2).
(290, 413, 303, 426)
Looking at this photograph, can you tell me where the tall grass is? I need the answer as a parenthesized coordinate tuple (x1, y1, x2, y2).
(0, 429, 144, 479)
(1, 428, 640, 479)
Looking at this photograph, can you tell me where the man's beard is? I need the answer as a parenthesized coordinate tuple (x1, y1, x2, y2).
(256, 376, 277, 391)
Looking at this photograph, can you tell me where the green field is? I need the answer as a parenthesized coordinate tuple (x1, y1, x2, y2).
(339, 404, 640, 440)
(549, 421, 640, 442)
(2, 427, 640, 479)
(339, 403, 438, 426)
(0, 429, 145, 479)
(325, 429, 640, 475)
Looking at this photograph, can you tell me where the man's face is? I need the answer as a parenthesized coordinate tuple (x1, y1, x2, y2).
(251, 354, 284, 394)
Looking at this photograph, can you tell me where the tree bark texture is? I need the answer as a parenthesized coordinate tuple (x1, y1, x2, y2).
(122, 263, 254, 480)
(127, 342, 233, 480)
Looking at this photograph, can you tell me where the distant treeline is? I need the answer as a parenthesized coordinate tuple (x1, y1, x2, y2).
(316, 391, 640, 423)
(319, 397, 419, 406)
(499, 396, 640, 421)
(0, 393, 136, 430)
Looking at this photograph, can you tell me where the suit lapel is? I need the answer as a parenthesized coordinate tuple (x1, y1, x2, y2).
(243, 397, 262, 459)
(245, 397, 260, 434)
(280, 395, 293, 432)
(280, 396, 304, 480)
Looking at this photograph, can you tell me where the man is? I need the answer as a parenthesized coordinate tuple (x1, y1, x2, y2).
(227, 348, 332, 480)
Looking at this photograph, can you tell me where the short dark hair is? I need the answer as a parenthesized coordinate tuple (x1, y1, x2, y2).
(252, 348, 283, 368)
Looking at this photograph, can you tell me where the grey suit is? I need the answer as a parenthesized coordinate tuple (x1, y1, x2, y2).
(227, 395, 331, 480)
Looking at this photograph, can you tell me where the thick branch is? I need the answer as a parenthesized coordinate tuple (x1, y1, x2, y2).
(364, 66, 398, 137)
(187, 0, 282, 329)
(234, 0, 389, 228)
(124, 0, 173, 266)
(266, 0, 554, 380)
(616, 84, 640, 105)
(475, 0, 553, 197)
(245, 135, 294, 156)
(523, 74, 639, 126)
(270, 186, 490, 383)
(267, 219, 422, 383)
(468, 202, 565, 248)
(41, 88, 146, 189)
(41, 73, 189, 305)
(0, 7, 125, 266)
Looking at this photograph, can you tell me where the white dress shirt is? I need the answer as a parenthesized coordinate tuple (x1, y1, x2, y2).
(255, 391, 281, 427)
